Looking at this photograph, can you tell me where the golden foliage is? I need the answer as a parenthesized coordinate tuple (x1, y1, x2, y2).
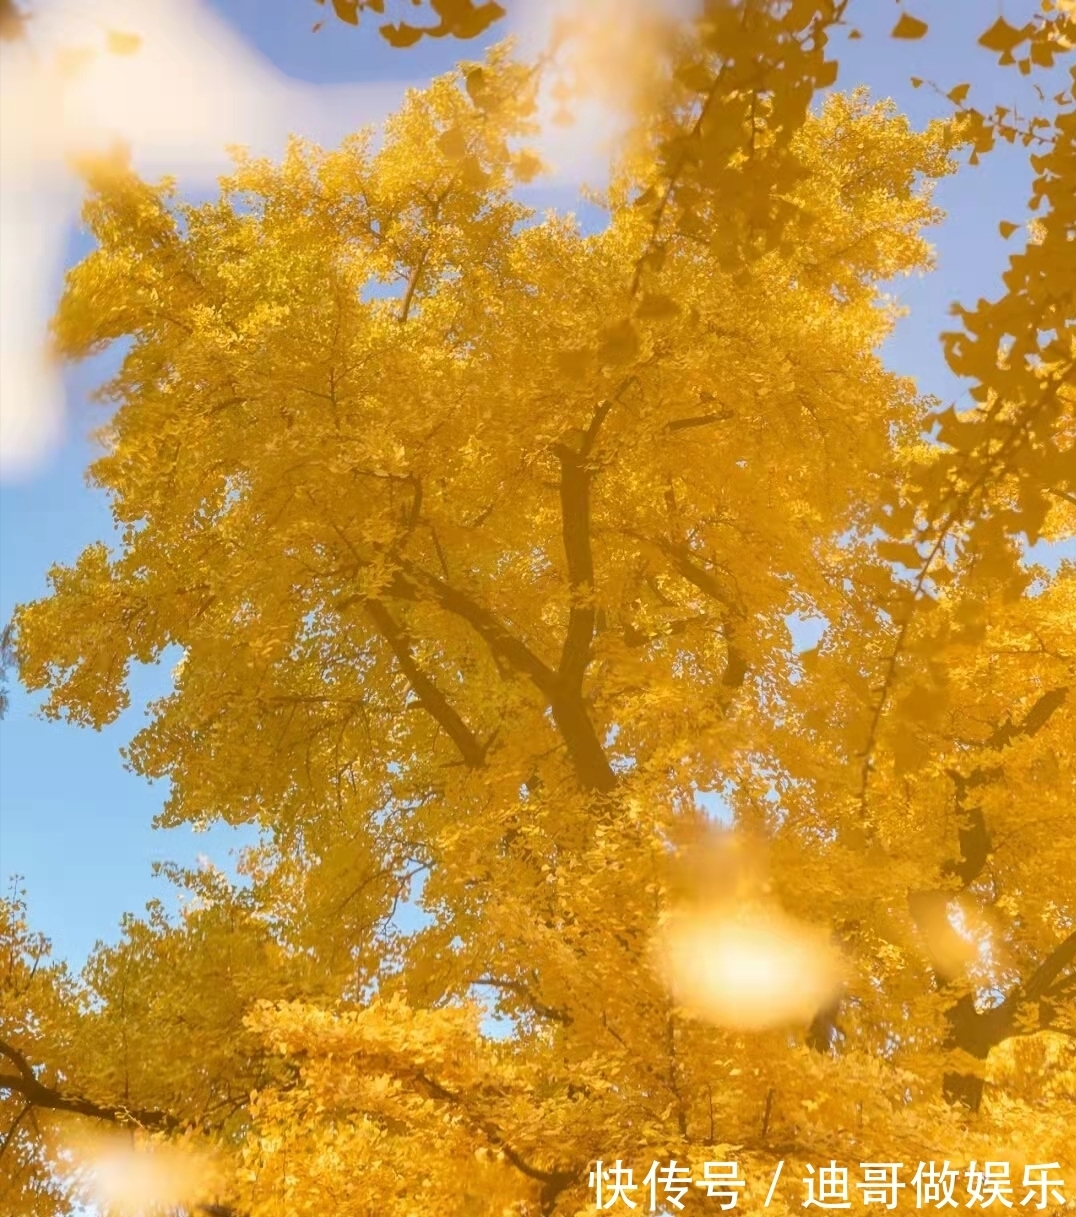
(2, 3, 1074, 1214)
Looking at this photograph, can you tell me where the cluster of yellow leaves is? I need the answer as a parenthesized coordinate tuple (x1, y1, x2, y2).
(312, 0, 506, 47)
(0, 889, 78, 1216)
(2, 3, 1074, 1214)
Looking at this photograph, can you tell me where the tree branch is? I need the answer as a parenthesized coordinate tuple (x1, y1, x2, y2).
(0, 1101, 31, 1163)
(365, 599, 488, 768)
(0, 1038, 179, 1132)
(1006, 929, 1076, 1011)
(388, 559, 617, 792)
(389, 558, 557, 692)
(665, 409, 734, 433)
(554, 401, 611, 694)
(911, 685, 1070, 958)
(408, 1066, 577, 1215)
(471, 975, 573, 1025)
(911, 686, 1069, 947)
(398, 247, 428, 323)
(905, 686, 1071, 1109)
(654, 540, 747, 689)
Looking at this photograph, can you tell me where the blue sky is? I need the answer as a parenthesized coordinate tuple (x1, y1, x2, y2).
(0, 0, 1067, 971)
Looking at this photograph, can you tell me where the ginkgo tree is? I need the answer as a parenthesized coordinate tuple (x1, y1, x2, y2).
(1, 3, 1074, 1216)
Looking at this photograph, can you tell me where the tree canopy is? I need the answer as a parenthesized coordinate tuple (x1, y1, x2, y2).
(1, 2, 1074, 1215)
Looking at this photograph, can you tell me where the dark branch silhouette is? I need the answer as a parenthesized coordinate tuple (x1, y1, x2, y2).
(906, 685, 1071, 1109)
(0, 1037, 178, 1131)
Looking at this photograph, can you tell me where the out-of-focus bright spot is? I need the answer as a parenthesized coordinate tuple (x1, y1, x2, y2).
(0, 0, 408, 480)
(655, 906, 844, 1030)
(511, 0, 699, 189)
(1, 0, 704, 480)
(70, 1130, 222, 1215)
(0, 182, 72, 474)
(654, 828, 842, 1029)
(909, 890, 1004, 980)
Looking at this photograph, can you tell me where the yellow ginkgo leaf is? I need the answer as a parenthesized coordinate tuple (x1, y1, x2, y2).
(891, 13, 929, 39)
(978, 16, 1027, 54)
(380, 22, 423, 47)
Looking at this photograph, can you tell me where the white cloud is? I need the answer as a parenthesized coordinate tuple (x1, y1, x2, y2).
(0, 0, 410, 480)
(0, 0, 700, 481)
